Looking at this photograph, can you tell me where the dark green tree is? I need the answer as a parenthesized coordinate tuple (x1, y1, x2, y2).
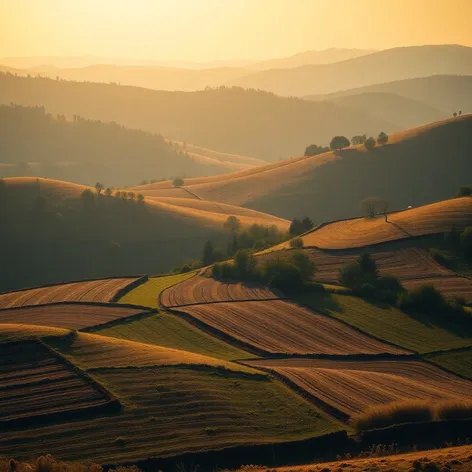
(304, 144, 329, 156)
(329, 136, 350, 151)
(364, 137, 376, 150)
(173, 177, 184, 187)
(202, 240, 215, 266)
(377, 132, 389, 145)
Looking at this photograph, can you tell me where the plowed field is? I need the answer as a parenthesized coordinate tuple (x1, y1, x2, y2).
(0, 303, 146, 330)
(161, 275, 281, 307)
(178, 300, 409, 355)
(243, 358, 472, 418)
(300, 197, 472, 249)
(0, 277, 140, 308)
(0, 341, 111, 425)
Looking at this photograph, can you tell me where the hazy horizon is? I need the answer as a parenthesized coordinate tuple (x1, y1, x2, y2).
(2, 0, 472, 64)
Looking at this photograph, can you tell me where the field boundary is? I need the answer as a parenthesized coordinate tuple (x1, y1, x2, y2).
(0, 339, 121, 430)
(163, 296, 288, 309)
(157, 272, 197, 308)
(109, 275, 149, 302)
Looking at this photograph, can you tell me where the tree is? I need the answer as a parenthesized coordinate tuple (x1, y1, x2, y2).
(234, 249, 257, 280)
(290, 237, 304, 248)
(453, 112, 458, 118)
(95, 182, 104, 194)
(137, 193, 144, 203)
(459, 110, 462, 116)
(224, 215, 241, 234)
(364, 137, 376, 150)
(304, 144, 329, 157)
(361, 196, 384, 218)
(351, 134, 367, 145)
(127, 191, 135, 200)
(173, 177, 184, 187)
(105, 187, 112, 197)
(339, 253, 378, 292)
(289, 218, 305, 236)
(202, 240, 215, 266)
(301, 216, 314, 232)
(329, 136, 350, 151)
(377, 132, 389, 145)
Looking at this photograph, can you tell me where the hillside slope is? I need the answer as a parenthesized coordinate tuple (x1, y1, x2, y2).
(132, 115, 472, 221)
(229, 45, 472, 97)
(0, 73, 395, 161)
(306, 75, 472, 114)
(0, 177, 289, 292)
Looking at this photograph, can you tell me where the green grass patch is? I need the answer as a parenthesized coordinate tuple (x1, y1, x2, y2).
(117, 272, 195, 307)
(95, 312, 251, 360)
(298, 292, 472, 353)
(0, 367, 343, 463)
(426, 347, 472, 379)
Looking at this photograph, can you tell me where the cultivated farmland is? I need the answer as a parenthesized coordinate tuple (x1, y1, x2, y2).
(0, 277, 141, 308)
(243, 358, 472, 418)
(96, 312, 250, 360)
(0, 303, 148, 330)
(0, 367, 340, 463)
(118, 272, 195, 307)
(299, 293, 472, 353)
(0, 341, 112, 426)
(161, 275, 281, 307)
(428, 347, 472, 380)
(299, 197, 472, 250)
(0, 324, 71, 343)
(178, 300, 409, 355)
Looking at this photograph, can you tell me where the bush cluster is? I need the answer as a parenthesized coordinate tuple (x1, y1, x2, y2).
(213, 250, 316, 292)
(352, 399, 472, 432)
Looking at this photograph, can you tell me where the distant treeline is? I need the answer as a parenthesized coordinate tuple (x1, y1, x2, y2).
(0, 104, 227, 186)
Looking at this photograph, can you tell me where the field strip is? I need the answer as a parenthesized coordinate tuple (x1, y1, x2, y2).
(242, 358, 472, 420)
(175, 300, 411, 356)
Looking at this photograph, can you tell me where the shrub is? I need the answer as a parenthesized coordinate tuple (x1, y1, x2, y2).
(304, 144, 329, 156)
(262, 257, 303, 290)
(435, 400, 472, 421)
(352, 401, 434, 432)
(398, 284, 447, 314)
(173, 177, 184, 187)
(290, 237, 304, 248)
(351, 134, 367, 145)
(339, 254, 378, 292)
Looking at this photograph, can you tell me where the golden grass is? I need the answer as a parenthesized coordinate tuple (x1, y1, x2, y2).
(4, 177, 91, 199)
(0, 323, 71, 343)
(300, 197, 472, 249)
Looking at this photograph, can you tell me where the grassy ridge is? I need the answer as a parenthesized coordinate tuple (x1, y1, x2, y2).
(0, 367, 341, 463)
(96, 312, 251, 360)
(298, 293, 472, 353)
(427, 347, 472, 380)
(117, 272, 195, 307)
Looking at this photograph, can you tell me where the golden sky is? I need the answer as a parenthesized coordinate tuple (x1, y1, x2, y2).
(1, 0, 472, 61)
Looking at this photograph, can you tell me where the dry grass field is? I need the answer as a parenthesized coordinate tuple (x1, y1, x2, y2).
(299, 197, 472, 250)
(0, 366, 340, 463)
(299, 293, 472, 353)
(243, 358, 472, 418)
(0, 323, 71, 343)
(96, 311, 250, 360)
(118, 272, 195, 307)
(0, 277, 141, 308)
(231, 444, 472, 472)
(178, 300, 409, 355)
(4, 177, 90, 199)
(160, 275, 281, 307)
(0, 341, 111, 425)
(0, 303, 147, 330)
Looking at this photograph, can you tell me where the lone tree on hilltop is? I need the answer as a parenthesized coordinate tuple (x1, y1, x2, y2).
(453, 112, 458, 117)
(329, 136, 350, 151)
(361, 196, 389, 219)
(351, 134, 367, 145)
(364, 137, 376, 150)
(95, 182, 104, 194)
(173, 177, 184, 187)
(105, 187, 112, 197)
(377, 132, 389, 145)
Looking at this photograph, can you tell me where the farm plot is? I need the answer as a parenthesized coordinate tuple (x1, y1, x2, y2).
(161, 275, 281, 307)
(0, 324, 71, 344)
(96, 312, 250, 360)
(300, 197, 472, 250)
(0, 303, 147, 330)
(243, 358, 472, 419)
(0, 366, 341, 463)
(0, 277, 141, 308)
(403, 276, 472, 302)
(427, 347, 472, 380)
(0, 341, 112, 426)
(178, 300, 409, 355)
(299, 293, 472, 353)
(118, 272, 195, 307)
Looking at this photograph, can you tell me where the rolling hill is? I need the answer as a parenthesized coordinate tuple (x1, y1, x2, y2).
(306, 75, 472, 115)
(229, 45, 472, 97)
(0, 73, 395, 161)
(0, 177, 289, 292)
(131, 115, 472, 221)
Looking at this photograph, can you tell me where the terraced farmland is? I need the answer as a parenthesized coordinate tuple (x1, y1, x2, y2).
(178, 300, 409, 355)
(0, 324, 71, 343)
(298, 197, 472, 250)
(0, 277, 141, 308)
(49, 331, 253, 372)
(243, 358, 472, 418)
(0, 367, 340, 463)
(161, 275, 281, 307)
(428, 347, 472, 380)
(118, 272, 195, 307)
(0, 341, 112, 426)
(402, 276, 472, 302)
(96, 312, 250, 360)
(299, 293, 472, 353)
(0, 303, 148, 330)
